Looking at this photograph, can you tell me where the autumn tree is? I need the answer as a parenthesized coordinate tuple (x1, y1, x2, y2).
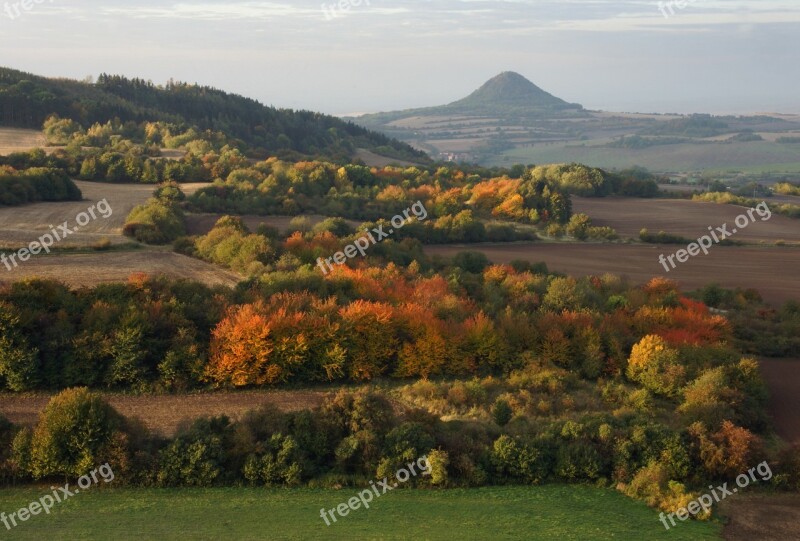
(626, 335, 686, 397)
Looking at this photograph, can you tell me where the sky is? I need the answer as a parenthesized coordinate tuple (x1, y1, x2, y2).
(0, 0, 798, 116)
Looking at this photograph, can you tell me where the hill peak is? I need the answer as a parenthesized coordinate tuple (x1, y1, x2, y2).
(449, 72, 580, 111)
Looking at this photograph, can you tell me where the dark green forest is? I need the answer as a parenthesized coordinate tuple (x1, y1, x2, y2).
(0, 68, 429, 162)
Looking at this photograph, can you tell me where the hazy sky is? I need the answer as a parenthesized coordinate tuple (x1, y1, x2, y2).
(1, 0, 798, 115)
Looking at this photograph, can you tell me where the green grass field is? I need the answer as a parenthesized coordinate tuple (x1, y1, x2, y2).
(0, 485, 721, 540)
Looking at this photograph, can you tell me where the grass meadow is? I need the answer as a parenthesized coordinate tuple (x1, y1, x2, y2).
(0, 485, 721, 540)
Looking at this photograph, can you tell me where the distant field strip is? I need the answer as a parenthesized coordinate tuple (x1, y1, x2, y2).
(572, 197, 800, 244)
(491, 141, 800, 173)
(424, 243, 800, 307)
(0, 251, 240, 288)
(0, 390, 327, 436)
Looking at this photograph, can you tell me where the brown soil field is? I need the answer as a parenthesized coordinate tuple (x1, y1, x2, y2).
(0, 390, 327, 437)
(0, 251, 240, 288)
(572, 197, 800, 244)
(0, 181, 210, 247)
(424, 243, 800, 307)
(759, 358, 800, 444)
(0, 181, 153, 247)
(0, 127, 50, 155)
(720, 493, 800, 541)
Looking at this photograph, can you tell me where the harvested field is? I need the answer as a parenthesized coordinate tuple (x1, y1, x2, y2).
(572, 197, 800, 244)
(0, 127, 49, 155)
(424, 243, 800, 307)
(0, 390, 327, 436)
(720, 493, 800, 541)
(0, 181, 209, 247)
(0, 181, 152, 246)
(759, 358, 800, 444)
(0, 251, 241, 288)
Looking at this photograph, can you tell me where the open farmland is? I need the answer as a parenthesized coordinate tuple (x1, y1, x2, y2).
(0, 181, 210, 248)
(720, 494, 800, 541)
(0, 127, 48, 155)
(572, 197, 800, 244)
(0, 251, 240, 287)
(488, 140, 800, 173)
(424, 243, 800, 307)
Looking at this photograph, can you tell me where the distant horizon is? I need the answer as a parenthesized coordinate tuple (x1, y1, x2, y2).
(6, 64, 796, 120)
(0, 1, 797, 116)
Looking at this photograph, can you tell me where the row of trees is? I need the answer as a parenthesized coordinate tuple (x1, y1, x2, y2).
(1, 385, 795, 511)
(0, 166, 81, 206)
(0, 269, 737, 393)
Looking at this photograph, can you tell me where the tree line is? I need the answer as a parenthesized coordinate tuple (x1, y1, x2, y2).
(0, 68, 428, 162)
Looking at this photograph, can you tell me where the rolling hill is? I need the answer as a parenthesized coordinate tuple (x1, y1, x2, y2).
(0, 67, 430, 163)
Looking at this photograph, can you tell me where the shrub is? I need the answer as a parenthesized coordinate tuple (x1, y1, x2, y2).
(157, 416, 231, 487)
(452, 251, 490, 274)
(242, 433, 303, 486)
(491, 399, 513, 427)
(29, 388, 126, 478)
(621, 461, 703, 517)
(426, 449, 449, 486)
(491, 435, 550, 484)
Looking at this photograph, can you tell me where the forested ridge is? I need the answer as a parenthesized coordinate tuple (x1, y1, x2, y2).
(0, 67, 429, 162)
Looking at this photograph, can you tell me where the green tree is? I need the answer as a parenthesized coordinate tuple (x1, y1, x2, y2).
(0, 302, 40, 391)
(29, 388, 125, 478)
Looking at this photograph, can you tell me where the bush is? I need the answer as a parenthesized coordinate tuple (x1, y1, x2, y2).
(124, 183, 187, 244)
(0, 168, 82, 206)
(491, 435, 550, 484)
(124, 197, 186, 244)
(452, 251, 490, 274)
(621, 461, 703, 517)
(157, 416, 231, 487)
(242, 433, 303, 486)
(29, 388, 126, 478)
(491, 399, 513, 427)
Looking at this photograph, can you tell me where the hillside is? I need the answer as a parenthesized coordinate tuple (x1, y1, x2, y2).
(447, 71, 581, 113)
(0, 67, 429, 163)
(356, 71, 583, 127)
